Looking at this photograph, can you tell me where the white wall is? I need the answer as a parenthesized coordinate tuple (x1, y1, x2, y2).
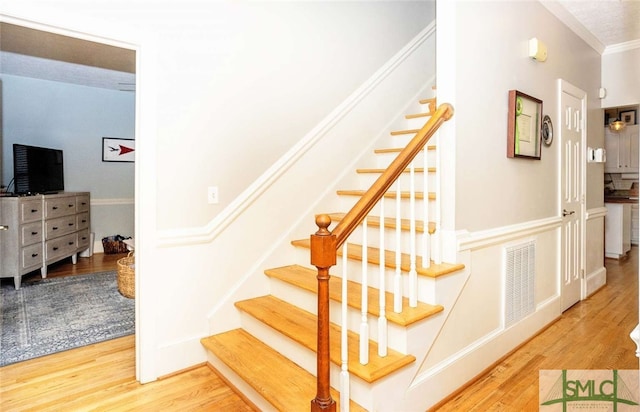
(1, 74, 135, 243)
(413, 1, 605, 407)
(601, 47, 640, 108)
(450, 1, 602, 231)
(2, 0, 437, 382)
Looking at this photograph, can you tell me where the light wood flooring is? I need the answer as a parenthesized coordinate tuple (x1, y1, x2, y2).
(1, 250, 638, 411)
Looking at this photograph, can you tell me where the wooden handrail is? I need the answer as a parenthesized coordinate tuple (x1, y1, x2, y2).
(332, 103, 454, 248)
(310, 103, 453, 410)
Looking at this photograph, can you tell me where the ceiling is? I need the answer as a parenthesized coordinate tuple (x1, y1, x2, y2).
(0, 22, 136, 91)
(0, 2, 639, 91)
(550, 0, 640, 53)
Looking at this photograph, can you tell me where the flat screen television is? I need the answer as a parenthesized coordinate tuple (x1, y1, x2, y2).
(13, 144, 65, 195)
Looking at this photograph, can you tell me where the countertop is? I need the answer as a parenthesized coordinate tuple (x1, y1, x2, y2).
(605, 196, 638, 204)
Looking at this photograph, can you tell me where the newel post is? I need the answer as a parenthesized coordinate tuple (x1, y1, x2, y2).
(310, 214, 337, 412)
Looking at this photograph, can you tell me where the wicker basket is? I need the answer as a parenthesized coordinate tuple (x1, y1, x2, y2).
(103, 236, 130, 254)
(117, 252, 135, 298)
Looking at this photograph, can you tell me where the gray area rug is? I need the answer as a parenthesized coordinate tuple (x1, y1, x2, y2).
(0, 271, 135, 366)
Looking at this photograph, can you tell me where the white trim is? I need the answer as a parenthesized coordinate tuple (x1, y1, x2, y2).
(604, 39, 640, 55)
(586, 206, 607, 220)
(457, 216, 562, 252)
(91, 198, 135, 206)
(538, 0, 605, 55)
(157, 22, 437, 247)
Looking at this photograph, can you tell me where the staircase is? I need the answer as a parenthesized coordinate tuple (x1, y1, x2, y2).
(201, 94, 465, 411)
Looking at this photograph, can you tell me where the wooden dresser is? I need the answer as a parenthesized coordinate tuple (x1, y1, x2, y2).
(0, 192, 90, 289)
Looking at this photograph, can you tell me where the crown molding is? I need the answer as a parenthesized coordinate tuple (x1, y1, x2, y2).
(538, 0, 605, 55)
(604, 39, 640, 55)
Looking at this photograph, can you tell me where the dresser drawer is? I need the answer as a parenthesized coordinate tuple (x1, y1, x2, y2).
(45, 197, 76, 219)
(20, 199, 42, 223)
(77, 229, 91, 248)
(21, 221, 43, 247)
(21, 243, 43, 271)
(76, 212, 90, 230)
(45, 215, 77, 239)
(76, 195, 90, 213)
(45, 233, 77, 261)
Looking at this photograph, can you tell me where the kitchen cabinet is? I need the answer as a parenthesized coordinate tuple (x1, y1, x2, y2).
(605, 124, 639, 173)
(605, 203, 631, 259)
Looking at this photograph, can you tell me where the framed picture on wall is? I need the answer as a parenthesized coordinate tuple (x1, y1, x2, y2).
(620, 110, 636, 126)
(507, 90, 543, 160)
(102, 137, 135, 162)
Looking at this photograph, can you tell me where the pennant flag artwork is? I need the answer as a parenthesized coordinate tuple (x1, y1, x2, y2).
(102, 137, 135, 162)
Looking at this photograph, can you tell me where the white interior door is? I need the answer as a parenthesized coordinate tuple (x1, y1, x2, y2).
(560, 80, 586, 311)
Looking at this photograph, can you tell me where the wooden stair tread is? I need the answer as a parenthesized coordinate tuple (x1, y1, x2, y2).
(356, 167, 436, 174)
(327, 212, 436, 235)
(337, 190, 435, 200)
(405, 111, 435, 119)
(375, 145, 435, 154)
(390, 128, 420, 136)
(291, 239, 464, 279)
(202, 329, 366, 411)
(264, 264, 444, 326)
(235, 295, 416, 383)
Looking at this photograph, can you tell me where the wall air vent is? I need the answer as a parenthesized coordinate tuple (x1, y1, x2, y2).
(504, 240, 536, 327)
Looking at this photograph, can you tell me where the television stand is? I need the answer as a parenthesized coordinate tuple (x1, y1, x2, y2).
(0, 192, 91, 289)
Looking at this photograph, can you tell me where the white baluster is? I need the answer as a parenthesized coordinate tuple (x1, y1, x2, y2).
(433, 132, 442, 264)
(378, 200, 387, 357)
(360, 217, 369, 365)
(631, 324, 640, 358)
(340, 243, 350, 412)
(409, 161, 418, 307)
(422, 144, 430, 268)
(394, 182, 403, 313)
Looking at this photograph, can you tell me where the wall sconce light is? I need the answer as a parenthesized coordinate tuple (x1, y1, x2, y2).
(528, 38, 547, 62)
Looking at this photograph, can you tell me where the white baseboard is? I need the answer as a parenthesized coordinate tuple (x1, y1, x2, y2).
(585, 266, 607, 296)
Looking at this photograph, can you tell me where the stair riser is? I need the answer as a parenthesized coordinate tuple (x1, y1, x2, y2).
(287, 249, 440, 302)
(236, 311, 408, 411)
(268, 276, 412, 351)
(374, 151, 436, 169)
(355, 172, 438, 194)
(343, 225, 427, 252)
(337, 197, 433, 221)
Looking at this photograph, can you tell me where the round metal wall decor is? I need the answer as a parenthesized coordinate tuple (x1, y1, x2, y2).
(541, 115, 553, 146)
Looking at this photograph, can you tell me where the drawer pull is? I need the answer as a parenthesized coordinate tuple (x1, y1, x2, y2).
(81, 220, 87, 223)
(68, 223, 74, 226)
(52, 227, 59, 230)
(52, 206, 58, 210)
(31, 209, 38, 213)
(53, 247, 59, 251)
(32, 253, 38, 257)
(68, 204, 74, 208)
(31, 231, 38, 235)
(68, 242, 74, 245)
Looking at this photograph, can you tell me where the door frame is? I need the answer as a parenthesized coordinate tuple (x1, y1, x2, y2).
(0, 12, 151, 381)
(558, 79, 587, 309)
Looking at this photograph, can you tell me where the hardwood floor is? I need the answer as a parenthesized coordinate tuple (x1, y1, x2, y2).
(0, 253, 256, 412)
(433, 248, 639, 411)
(1, 250, 637, 411)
